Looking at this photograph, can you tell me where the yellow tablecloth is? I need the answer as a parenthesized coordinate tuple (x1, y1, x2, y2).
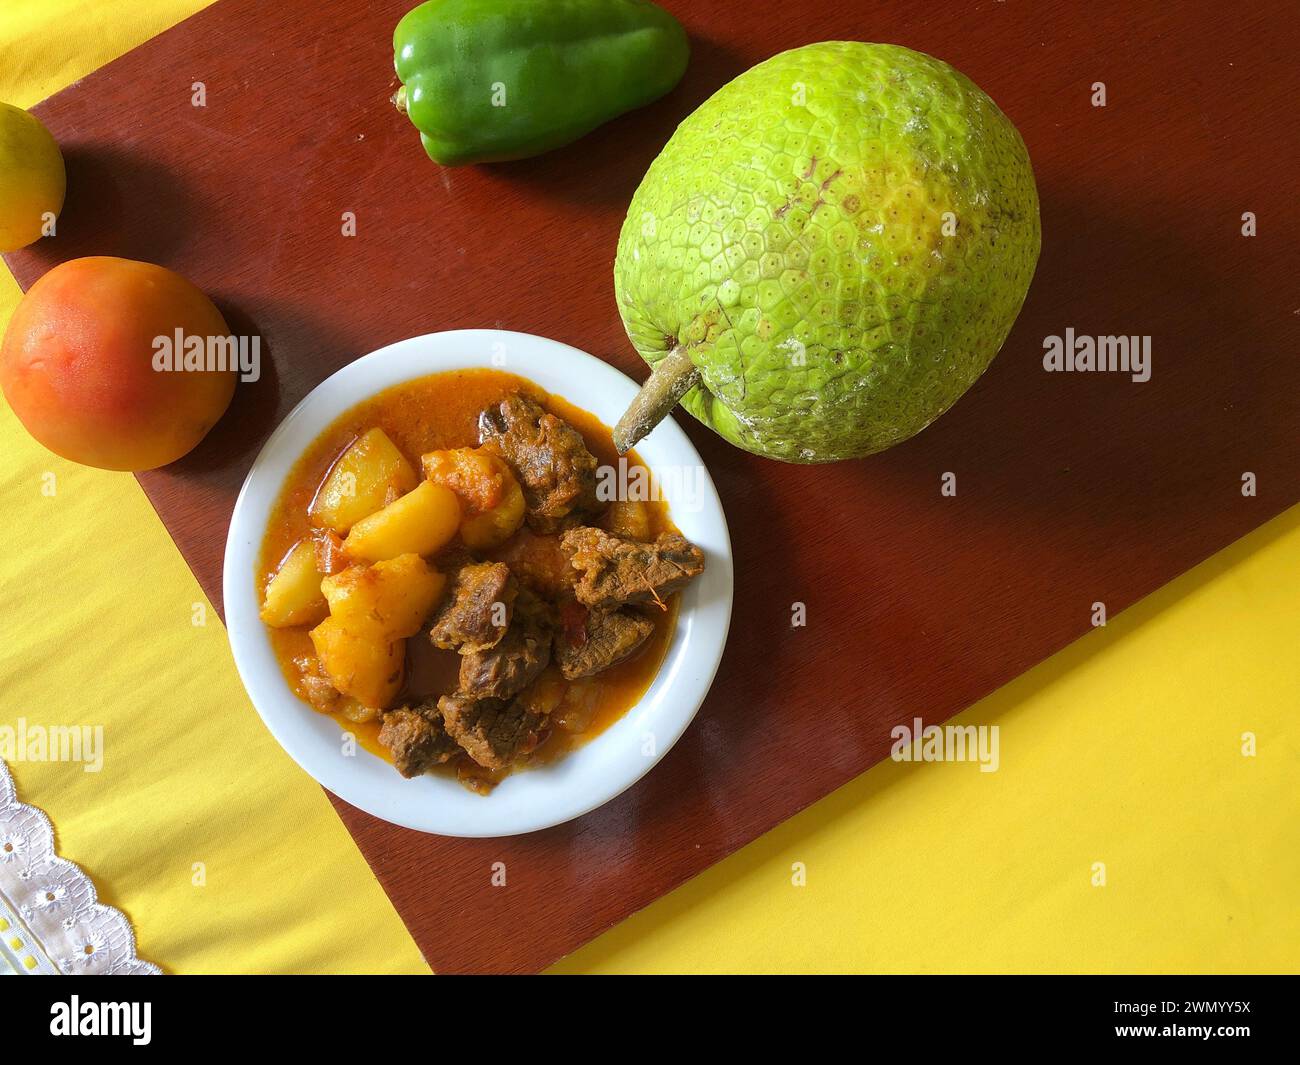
(2, 0, 1296, 975)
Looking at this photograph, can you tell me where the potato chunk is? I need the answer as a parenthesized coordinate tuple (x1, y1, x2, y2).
(309, 554, 447, 710)
(599, 499, 654, 541)
(343, 481, 461, 562)
(461, 479, 524, 550)
(421, 446, 525, 550)
(311, 428, 417, 533)
(260, 539, 327, 627)
(309, 616, 404, 708)
(320, 554, 446, 641)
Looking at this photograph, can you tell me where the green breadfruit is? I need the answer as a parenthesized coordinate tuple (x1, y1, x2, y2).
(612, 41, 1041, 463)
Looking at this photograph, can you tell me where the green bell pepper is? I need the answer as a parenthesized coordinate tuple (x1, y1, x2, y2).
(393, 0, 689, 166)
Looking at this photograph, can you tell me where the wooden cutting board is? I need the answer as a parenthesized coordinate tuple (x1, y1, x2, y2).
(6, 0, 1298, 973)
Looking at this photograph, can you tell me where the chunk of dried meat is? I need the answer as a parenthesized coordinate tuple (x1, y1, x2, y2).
(438, 692, 545, 770)
(428, 561, 516, 652)
(478, 392, 602, 532)
(457, 587, 553, 700)
(378, 699, 460, 778)
(554, 604, 654, 679)
(562, 527, 704, 609)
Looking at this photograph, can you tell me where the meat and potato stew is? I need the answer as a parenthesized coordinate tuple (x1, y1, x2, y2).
(257, 370, 704, 794)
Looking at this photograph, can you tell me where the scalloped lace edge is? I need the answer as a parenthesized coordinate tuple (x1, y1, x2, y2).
(0, 758, 161, 975)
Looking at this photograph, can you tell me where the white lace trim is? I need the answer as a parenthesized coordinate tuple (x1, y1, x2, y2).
(0, 759, 160, 975)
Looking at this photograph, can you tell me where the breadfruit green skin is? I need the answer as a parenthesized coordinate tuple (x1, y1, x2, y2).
(614, 41, 1041, 462)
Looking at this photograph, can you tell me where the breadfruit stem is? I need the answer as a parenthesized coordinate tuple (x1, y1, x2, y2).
(613, 345, 700, 454)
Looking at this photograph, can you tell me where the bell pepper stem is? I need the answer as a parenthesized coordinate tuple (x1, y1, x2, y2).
(613, 346, 700, 455)
(393, 84, 408, 114)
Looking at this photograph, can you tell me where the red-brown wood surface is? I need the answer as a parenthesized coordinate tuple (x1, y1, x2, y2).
(6, 1, 1298, 973)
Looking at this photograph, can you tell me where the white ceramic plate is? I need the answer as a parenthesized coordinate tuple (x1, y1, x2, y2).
(223, 330, 733, 837)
